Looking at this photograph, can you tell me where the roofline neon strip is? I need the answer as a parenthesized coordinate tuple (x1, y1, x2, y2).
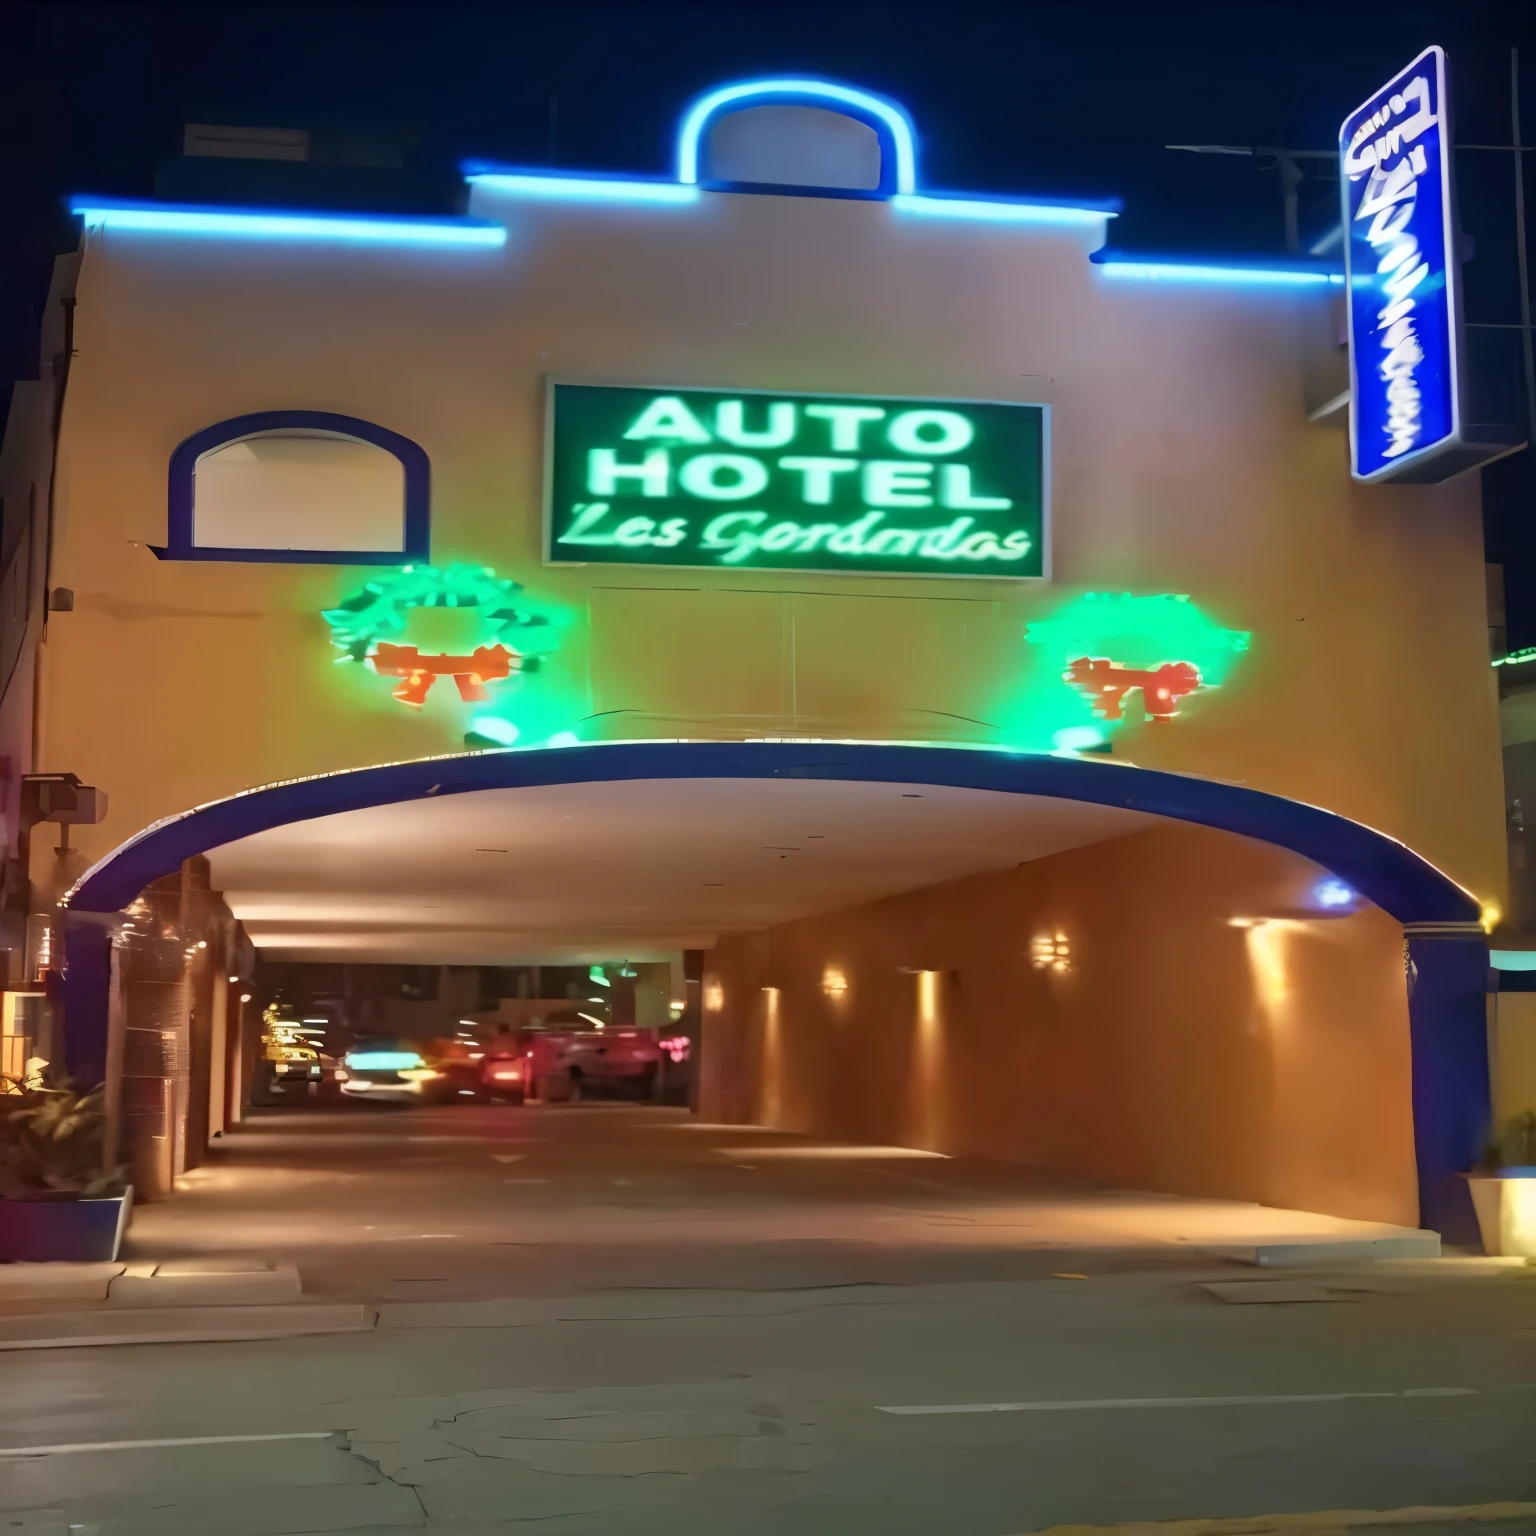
(461, 166, 699, 205)
(1091, 249, 1344, 286)
(69, 196, 507, 246)
(461, 164, 1116, 223)
(892, 192, 1119, 226)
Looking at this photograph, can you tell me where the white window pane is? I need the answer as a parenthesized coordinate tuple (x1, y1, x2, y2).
(706, 105, 882, 191)
(192, 431, 406, 552)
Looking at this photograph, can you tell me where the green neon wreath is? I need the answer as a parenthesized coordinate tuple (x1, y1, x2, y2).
(1024, 591, 1250, 740)
(322, 563, 557, 709)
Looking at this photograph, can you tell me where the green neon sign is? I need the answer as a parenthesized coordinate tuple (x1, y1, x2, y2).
(545, 383, 1047, 578)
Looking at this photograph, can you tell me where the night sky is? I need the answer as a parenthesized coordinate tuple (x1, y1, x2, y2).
(3, 2, 1534, 629)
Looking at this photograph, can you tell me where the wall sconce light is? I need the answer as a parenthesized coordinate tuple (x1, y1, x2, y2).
(703, 980, 725, 1012)
(1029, 934, 1071, 973)
(821, 968, 849, 998)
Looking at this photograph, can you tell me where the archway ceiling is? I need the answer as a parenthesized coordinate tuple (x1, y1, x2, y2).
(205, 777, 1163, 964)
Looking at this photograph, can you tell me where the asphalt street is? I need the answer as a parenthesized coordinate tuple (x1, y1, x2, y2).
(1, 1105, 1533, 1536)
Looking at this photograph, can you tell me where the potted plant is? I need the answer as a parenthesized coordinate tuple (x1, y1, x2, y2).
(0, 1081, 131, 1262)
(1467, 1111, 1536, 1259)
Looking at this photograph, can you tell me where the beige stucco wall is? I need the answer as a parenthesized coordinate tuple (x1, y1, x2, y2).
(34, 185, 1503, 912)
(700, 820, 1419, 1226)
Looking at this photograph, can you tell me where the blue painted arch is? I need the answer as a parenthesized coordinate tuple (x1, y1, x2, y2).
(66, 739, 1478, 923)
(59, 739, 1490, 1236)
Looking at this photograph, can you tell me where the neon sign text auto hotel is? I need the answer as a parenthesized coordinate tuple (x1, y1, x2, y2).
(545, 383, 1047, 579)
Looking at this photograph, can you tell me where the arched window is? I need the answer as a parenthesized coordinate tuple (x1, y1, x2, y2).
(677, 80, 916, 199)
(706, 105, 883, 193)
(162, 411, 430, 563)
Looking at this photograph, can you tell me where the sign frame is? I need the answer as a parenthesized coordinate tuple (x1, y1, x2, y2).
(1340, 44, 1467, 484)
(541, 377, 1052, 582)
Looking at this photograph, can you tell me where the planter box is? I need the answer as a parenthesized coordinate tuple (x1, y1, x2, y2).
(1467, 1173, 1536, 1258)
(0, 1191, 132, 1263)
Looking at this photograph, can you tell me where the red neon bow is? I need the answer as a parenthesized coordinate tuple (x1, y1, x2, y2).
(371, 642, 518, 707)
(1064, 656, 1202, 722)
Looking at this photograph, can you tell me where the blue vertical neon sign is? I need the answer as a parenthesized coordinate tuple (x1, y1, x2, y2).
(1340, 46, 1464, 483)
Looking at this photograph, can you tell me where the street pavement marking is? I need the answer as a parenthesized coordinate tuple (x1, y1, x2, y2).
(0, 1431, 332, 1458)
(877, 1388, 1477, 1415)
(1024, 1503, 1536, 1535)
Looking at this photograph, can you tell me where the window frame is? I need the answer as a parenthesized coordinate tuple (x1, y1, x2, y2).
(160, 410, 431, 564)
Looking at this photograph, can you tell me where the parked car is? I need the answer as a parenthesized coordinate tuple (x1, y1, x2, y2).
(481, 1041, 530, 1103)
(315, 1052, 347, 1103)
(529, 1030, 662, 1103)
(254, 1043, 322, 1104)
(338, 1038, 484, 1104)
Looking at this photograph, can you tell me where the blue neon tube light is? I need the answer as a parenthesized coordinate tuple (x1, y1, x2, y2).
(460, 165, 699, 205)
(69, 196, 507, 246)
(892, 192, 1120, 227)
(461, 167, 1114, 224)
(1091, 249, 1343, 286)
(676, 78, 919, 193)
(461, 167, 1114, 225)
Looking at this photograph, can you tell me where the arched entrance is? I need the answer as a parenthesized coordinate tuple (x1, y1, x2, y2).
(60, 740, 1490, 1234)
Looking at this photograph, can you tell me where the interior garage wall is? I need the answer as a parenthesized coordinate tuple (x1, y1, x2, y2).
(700, 821, 1418, 1227)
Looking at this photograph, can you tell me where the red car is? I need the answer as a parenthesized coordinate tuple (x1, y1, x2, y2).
(481, 1047, 530, 1103)
(526, 1030, 662, 1102)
